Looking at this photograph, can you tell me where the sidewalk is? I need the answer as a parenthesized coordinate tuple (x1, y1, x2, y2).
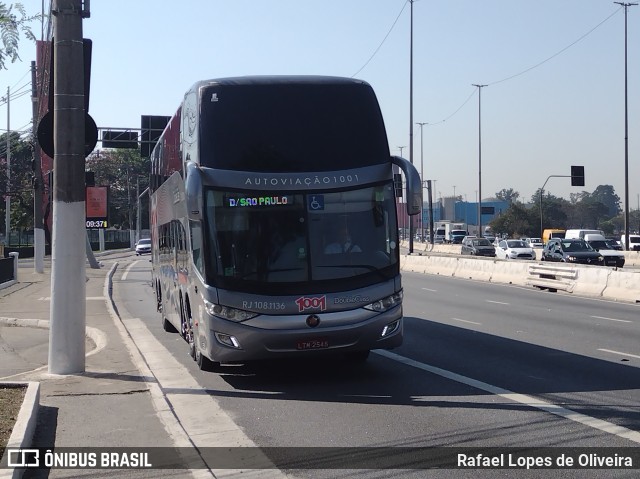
(0, 252, 193, 478)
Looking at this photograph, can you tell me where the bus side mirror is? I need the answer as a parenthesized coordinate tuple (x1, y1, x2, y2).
(391, 155, 422, 216)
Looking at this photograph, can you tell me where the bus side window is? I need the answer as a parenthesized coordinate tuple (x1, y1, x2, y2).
(190, 221, 203, 275)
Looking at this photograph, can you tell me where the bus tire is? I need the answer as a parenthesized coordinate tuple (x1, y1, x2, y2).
(195, 348, 215, 371)
(155, 282, 163, 312)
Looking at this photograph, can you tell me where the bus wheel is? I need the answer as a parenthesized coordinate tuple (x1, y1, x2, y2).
(195, 347, 215, 371)
(180, 297, 189, 340)
(155, 283, 163, 312)
(189, 335, 196, 360)
(345, 350, 370, 362)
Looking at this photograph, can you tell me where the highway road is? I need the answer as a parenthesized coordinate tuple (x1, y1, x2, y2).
(113, 255, 640, 478)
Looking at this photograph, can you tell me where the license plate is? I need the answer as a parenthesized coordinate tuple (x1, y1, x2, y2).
(297, 339, 329, 350)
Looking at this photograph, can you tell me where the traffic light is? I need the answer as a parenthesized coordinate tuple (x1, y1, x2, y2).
(571, 165, 585, 187)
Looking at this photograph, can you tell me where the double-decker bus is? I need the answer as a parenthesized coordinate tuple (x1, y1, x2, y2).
(150, 76, 421, 370)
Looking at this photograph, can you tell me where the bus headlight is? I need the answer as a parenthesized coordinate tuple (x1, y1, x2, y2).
(203, 299, 258, 322)
(364, 291, 402, 313)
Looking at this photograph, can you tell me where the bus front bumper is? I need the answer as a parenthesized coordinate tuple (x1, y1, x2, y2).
(197, 306, 403, 363)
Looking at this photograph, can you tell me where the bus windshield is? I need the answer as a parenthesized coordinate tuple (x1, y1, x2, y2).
(199, 81, 389, 172)
(203, 182, 399, 294)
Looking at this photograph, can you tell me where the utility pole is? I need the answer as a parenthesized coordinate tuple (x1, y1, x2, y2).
(397, 146, 406, 240)
(137, 185, 149, 244)
(614, 2, 636, 250)
(417, 122, 427, 242)
(427, 180, 434, 244)
(472, 84, 487, 237)
(32, 61, 45, 273)
(5, 87, 10, 244)
(136, 177, 140, 243)
(408, 0, 415, 254)
(49, 0, 87, 374)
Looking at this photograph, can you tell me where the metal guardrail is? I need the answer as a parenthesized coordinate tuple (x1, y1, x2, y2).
(526, 264, 578, 292)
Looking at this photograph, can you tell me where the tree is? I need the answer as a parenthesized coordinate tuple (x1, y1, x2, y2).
(590, 185, 621, 218)
(85, 149, 150, 230)
(0, 132, 34, 236)
(530, 188, 569, 232)
(489, 202, 537, 238)
(0, 3, 40, 70)
(495, 188, 520, 204)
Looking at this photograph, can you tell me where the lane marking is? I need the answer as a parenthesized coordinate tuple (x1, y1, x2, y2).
(375, 350, 640, 444)
(122, 260, 140, 281)
(38, 296, 104, 301)
(591, 315, 632, 324)
(598, 349, 640, 360)
(421, 288, 437, 292)
(486, 300, 510, 305)
(451, 318, 481, 325)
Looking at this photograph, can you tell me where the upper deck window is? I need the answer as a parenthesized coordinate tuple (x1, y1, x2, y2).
(199, 81, 389, 172)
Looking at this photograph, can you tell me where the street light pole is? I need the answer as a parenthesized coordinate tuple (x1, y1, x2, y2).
(472, 84, 487, 237)
(417, 122, 427, 241)
(539, 175, 569, 238)
(5, 87, 10, 244)
(453, 185, 456, 221)
(408, 0, 415, 253)
(397, 146, 406, 239)
(614, 2, 636, 250)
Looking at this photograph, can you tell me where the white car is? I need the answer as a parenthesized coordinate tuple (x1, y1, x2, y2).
(496, 239, 536, 260)
(135, 238, 152, 255)
(527, 237, 543, 248)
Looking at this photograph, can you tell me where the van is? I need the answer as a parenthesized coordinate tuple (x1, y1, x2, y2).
(542, 229, 565, 244)
(565, 229, 604, 240)
(620, 234, 640, 251)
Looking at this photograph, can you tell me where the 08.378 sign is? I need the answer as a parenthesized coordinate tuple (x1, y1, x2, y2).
(86, 186, 109, 229)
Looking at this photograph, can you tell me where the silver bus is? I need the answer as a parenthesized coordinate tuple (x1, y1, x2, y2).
(150, 76, 421, 370)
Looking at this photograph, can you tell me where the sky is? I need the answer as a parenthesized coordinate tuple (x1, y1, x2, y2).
(2, 0, 639, 209)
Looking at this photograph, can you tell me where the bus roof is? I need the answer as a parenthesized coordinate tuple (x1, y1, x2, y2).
(191, 75, 372, 90)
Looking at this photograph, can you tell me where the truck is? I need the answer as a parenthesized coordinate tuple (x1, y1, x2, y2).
(434, 221, 467, 244)
(542, 228, 565, 245)
(434, 221, 450, 244)
(448, 223, 467, 244)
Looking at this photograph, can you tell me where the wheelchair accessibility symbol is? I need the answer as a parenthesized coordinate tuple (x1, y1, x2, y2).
(308, 195, 324, 211)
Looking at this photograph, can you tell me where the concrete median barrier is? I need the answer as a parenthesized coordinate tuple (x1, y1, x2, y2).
(454, 257, 495, 282)
(573, 266, 612, 297)
(400, 247, 640, 303)
(623, 251, 640, 267)
(602, 269, 640, 303)
(491, 259, 530, 286)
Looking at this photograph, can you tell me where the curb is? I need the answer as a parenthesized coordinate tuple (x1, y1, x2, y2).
(0, 381, 40, 479)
